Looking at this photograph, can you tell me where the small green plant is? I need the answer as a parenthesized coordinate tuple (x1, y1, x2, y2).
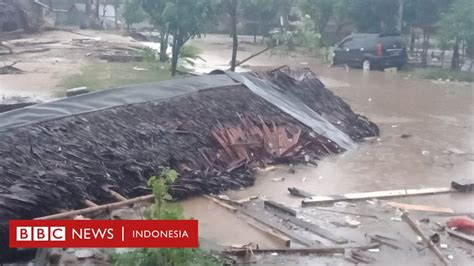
(110, 167, 220, 266)
(146, 167, 182, 220)
(178, 44, 205, 67)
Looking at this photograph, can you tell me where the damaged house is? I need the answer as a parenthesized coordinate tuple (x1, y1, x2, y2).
(0, 67, 378, 262)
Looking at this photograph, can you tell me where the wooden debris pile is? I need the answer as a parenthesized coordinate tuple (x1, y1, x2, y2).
(70, 38, 144, 62)
(202, 116, 339, 172)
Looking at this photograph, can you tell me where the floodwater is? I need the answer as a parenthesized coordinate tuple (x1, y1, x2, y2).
(1, 32, 472, 264)
(183, 35, 474, 264)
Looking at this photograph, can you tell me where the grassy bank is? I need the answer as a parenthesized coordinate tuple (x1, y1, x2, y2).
(412, 68, 474, 82)
(59, 61, 172, 91)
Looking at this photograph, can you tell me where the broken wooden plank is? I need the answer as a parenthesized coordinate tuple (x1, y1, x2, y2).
(35, 194, 155, 220)
(273, 212, 348, 244)
(402, 212, 450, 266)
(245, 220, 291, 247)
(223, 243, 380, 256)
(104, 187, 128, 202)
(235, 196, 259, 204)
(234, 46, 271, 67)
(446, 228, 474, 245)
(387, 202, 454, 213)
(368, 234, 401, 249)
(84, 199, 98, 207)
(288, 187, 314, 198)
(302, 187, 456, 206)
(264, 200, 297, 216)
(203, 195, 237, 212)
(239, 207, 316, 247)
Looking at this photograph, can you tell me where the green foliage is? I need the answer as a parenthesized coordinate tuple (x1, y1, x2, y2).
(298, 0, 335, 37)
(348, 0, 398, 33)
(139, 47, 159, 62)
(295, 15, 322, 55)
(59, 62, 171, 91)
(178, 44, 205, 67)
(438, 0, 474, 57)
(146, 167, 181, 220)
(241, 0, 281, 38)
(111, 168, 220, 266)
(122, 0, 146, 29)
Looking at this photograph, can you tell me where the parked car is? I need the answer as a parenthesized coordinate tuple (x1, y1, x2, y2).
(333, 33, 407, 70)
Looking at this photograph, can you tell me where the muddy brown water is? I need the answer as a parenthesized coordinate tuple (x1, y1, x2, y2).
(183, 35, 474, 265)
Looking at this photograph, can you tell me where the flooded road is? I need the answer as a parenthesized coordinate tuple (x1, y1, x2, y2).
(183, 35, 474, 264)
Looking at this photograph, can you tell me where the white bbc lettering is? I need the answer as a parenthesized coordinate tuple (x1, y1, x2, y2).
(33, 227, 49, 241)
(16, 227, 32, 241)
(16, 226, 66, 242)
(50, 227, 66, 241)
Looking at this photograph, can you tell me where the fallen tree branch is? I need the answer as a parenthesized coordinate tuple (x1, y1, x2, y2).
(234, 46, 271, 68)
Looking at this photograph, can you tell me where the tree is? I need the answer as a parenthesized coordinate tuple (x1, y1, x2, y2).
(122, 0, 146, 31)
(348, 0, 398, 33)
(438, 0, 474, 69)
(228, 0, 238, 71)
(297, 0, 336, 45)
(241, 0, 280, 44)
(163, 0, 216, 76)
(85, 0, 92, 15)
(404, 0, 451, 67)
(141, 0, 170, 62)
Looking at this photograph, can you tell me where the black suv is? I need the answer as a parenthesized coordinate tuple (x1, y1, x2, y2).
(333, 33, 407, 70)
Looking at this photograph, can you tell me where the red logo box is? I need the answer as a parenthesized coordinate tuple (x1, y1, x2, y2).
(9, 220, 198, 248)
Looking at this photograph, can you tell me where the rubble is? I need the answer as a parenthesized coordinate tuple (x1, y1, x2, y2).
(0, 67, 378, 262)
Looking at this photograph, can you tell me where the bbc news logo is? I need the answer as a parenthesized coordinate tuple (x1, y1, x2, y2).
(16, 226, 66, 241)
(10, 220, 198, 248)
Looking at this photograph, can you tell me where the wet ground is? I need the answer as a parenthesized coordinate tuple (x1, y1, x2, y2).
(181, 35, 474, 265)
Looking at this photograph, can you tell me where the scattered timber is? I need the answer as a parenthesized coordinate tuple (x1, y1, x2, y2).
(203, 195, 237, 212)
(273, 212, 348, 244)
(104, 188, 128, 202)
(239, 207, 317, 247)
(223, 243, 381, 256)
(98, 53, 142, 62)
(245, 220, 291, 247)
(402, 212, 450, 266)
(368, 234, 401, 249)
(446, 228, 474, 245)
(302, 187, 456, 206)
(16, 47, 50, 54)
(84, 200, 98, 207)
(235, 196, 259, 204)
(386, 202, 454, 213)
(263, 200, 297, 216)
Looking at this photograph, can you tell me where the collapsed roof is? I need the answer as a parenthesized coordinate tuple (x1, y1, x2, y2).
(0, 67, 378, 262)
